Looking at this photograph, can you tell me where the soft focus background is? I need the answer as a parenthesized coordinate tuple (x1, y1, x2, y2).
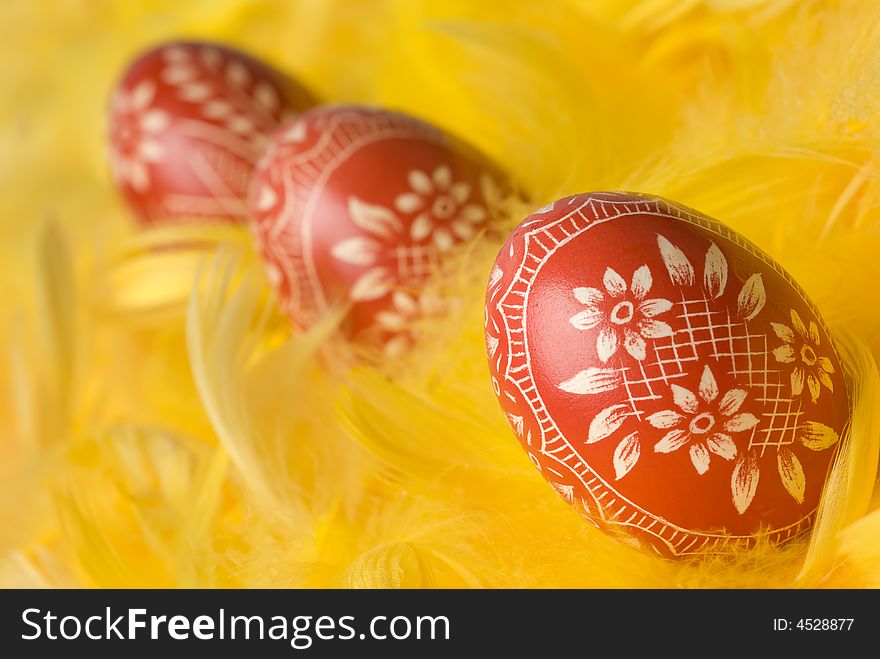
(2, 0, 880, 587)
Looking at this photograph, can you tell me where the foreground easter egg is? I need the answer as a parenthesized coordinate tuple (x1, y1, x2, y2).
(485, 192, 848, 557)
(108, 41, 315, 224)
(251, 105, 515, 354)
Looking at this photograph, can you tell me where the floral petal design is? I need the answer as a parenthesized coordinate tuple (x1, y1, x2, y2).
(808, 321, 821, 345)
(408, 170, 433, 194)
(724, 413, 759, 432)
(411, 214, 432, 241)
(451, 221, 476, 240)
(818, 356, 835, 374)
(255, 183, 277, 212)
(703, 242, 728, 299)
(588, 404, 630, 444)
(613, 433, 641, 480)
(573, 287, 604, 306)
(129, 161, 148, 192)
(163, 64, 195, 84)
(433, 229, 454, 252)
(718, 388, 747, 416)
(698, 365, 718, 403)
(731, 454, 760, 514)
(639, 298, 673, 317)
(450, 182, 470, 204)
(630, 265, 652, 299)
(331, 237, 381, 266)
(807, 375, 821, 403)
(657, 235, 694, 286)
(596, 327, 618, 362)
(488, 265, 503, 289)
(348, 197, 401, 238)
(462, 205, 486, 222)
(569, 308, 603, 330)
(790, 309, 807, 336)
(707, 433, 737, 460)
(130, 80, 156, 109)
(203, 99, 231, 118)
(817, 369, 834, 392)
(638, 319, 673, 338)
(395, 192, 423, 213)
(603, 267, 627, 297)
(777, 447, 806, 504)
(654, 429, 690, 453)
(623, 329, 647, 361)
(646, 410, 685, 428)
(376, 311, 406, 331)
(138, 140, 163, 162)
(736, 273, 766, 320)
(254, 82, 278, 110)
(141, 110, 169, 132)
(392, 290, 418, 315)
(558, 368, 620, 395)
(670, 384, 699, 414)
(771, 322, 794, 343)
(383, 334, 410, 358)
(773, 345, 795, 363)
(799, 421, 840, 450)
(350, 267, 394, 301)
(180, 82, 212, 102)
(227, 61, 250, 86)
(689, 444, 710, 475)
(791, 367, 805, 396)
(433, 165, 452, 189)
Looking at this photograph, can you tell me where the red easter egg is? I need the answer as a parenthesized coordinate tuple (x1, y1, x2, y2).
(251, 105, 516, 354)
(107, 41, 315, 224)
(485, 192, 848, 558)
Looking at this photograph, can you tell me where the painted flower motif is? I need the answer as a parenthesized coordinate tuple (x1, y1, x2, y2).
(394, 166, 487, 252)
(330, 197, 405, 301)
(375, 290, 444, 357)
(771, 309, 834, 403)
(648, 365, 757, 475)
(108, 80, 169, 192)
(568, 265, 673, 362)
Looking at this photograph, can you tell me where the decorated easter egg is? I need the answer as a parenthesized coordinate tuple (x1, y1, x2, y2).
(251, 105, 516, 355)
(485, 192, 848, 557)
(108, 41, 315, 224)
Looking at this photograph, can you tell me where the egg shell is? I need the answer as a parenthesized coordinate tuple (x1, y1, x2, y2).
(251, 105, 516, 354)
(485, 192, 848, 558)
(107, 41, 315, 224)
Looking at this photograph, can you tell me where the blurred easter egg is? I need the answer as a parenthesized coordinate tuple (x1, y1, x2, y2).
(251, 105, 517, 355)
(107, 41, 315, 224)
(485, 192, 848, 557)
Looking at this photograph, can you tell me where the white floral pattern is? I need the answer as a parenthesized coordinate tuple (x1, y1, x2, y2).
(159, 44, 279, 145)
(568, 265, 673, 362)
(109, 80, 169, 192)
(771, 308, 835, 403)
(648, 365, 756, 475)
(490, 194, 846, 554)
(394, 166, 487, 252)
(330, 197, 404, 301)
(375, 290, 443, 357)
(580, 401, 643, 481)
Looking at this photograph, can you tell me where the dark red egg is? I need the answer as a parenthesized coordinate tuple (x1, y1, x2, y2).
(107, 41, 315, 224)
(485, 192, 848, 557)
(251, 105, 518, 355)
